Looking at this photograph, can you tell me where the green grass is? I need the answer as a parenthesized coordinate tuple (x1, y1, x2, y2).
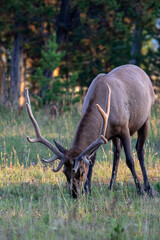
(0, 104, 160, 240)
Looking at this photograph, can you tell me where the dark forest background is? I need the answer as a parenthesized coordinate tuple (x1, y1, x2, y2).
(0, 0, 160, 111)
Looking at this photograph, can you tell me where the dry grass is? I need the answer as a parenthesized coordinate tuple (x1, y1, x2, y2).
(0, 104, 160, 239)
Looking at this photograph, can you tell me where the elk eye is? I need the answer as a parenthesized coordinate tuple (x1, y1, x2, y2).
(81, 171, 85, 176)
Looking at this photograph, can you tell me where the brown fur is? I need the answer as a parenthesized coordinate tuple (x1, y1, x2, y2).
(68, 64, 155, 196)
(74, 65, 155, 145)
(31, 64, 155, 198)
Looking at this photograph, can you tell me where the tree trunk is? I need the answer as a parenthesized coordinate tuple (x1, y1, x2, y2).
(0, 50, 7, 106)
(10, 33, 23, 108)
(19, 53, 26, 109)
(56, 0, 69, 44)
(130, 23, 142, 66)
(56, 0, 79, 44)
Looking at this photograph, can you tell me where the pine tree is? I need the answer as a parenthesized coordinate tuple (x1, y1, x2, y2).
(32, 34, 80, 111)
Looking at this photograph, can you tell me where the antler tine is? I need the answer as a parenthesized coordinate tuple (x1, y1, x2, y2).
(25, 88, 66, 169)
(42, 155, 58, 163)
(73, 135, 107, 171)
(73, 84, 111, 173)
(52, 159, 66, 172)
(42, 155, 66, 172)
(25, 89, 42, 142)
(97, 83, 111, 136)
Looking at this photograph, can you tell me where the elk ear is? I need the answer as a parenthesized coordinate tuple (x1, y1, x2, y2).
(53, 140, 67, 154)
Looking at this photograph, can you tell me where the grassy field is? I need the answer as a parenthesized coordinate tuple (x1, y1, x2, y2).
(0, 104, 160, 240)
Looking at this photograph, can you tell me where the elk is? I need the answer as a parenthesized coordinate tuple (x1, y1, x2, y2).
(25, 64, 155, 198)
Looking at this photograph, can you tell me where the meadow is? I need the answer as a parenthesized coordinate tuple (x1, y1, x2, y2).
(0, 103, 160, 240)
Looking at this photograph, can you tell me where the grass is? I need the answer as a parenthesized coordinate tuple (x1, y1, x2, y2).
(0, 104, 160, 240)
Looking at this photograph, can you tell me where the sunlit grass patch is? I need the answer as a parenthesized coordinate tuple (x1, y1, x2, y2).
(0, 104, 160, 239)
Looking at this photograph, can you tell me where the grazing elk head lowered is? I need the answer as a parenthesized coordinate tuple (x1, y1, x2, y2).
(25, 84, 110, 198)
(25, 64, 155, 198)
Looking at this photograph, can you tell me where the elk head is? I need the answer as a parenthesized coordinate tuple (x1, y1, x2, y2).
(25, 85, 111, 198)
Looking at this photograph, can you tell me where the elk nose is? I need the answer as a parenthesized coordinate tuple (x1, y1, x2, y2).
(72, 168, 77, 176)
(73, 160, 79, 173)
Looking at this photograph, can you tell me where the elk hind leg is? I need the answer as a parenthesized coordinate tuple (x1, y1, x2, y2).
(136, 119, 152, 195)
(121, 129, 144, 195)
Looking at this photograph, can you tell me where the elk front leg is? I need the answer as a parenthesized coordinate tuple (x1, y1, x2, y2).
(84, 153, 96, 194)
(121, 129, 144, 195)
(109, 137, 122, 190)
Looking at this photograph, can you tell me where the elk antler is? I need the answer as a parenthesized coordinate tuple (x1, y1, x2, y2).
(73, 84, 111, 172)
(25, 88, 66, 172)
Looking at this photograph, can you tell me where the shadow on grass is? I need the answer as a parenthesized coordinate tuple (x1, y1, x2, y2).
(0, 180, 160, 240)
(1, 179, 160, 204)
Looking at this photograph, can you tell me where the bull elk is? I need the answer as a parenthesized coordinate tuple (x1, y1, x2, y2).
(25, 64, 155, 198)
